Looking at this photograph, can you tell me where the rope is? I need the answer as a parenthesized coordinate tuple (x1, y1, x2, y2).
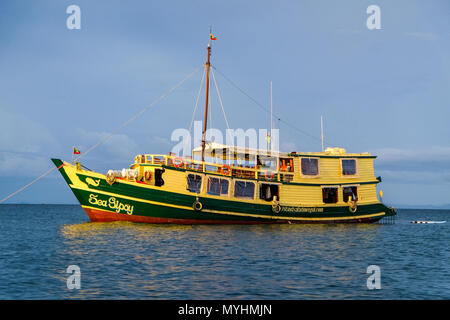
(211, 68, 231, 131)
(0, 166, 58, 204)
(0, 66, 202, 204)
(189, 66, 206, 133)
(212, 66, 332, 147)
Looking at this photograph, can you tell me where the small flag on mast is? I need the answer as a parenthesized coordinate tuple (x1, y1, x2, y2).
(73, 147, 81, 155)
(210, 33, 217, 40)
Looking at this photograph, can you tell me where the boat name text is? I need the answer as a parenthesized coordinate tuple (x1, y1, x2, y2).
(88, 194, 134, 215)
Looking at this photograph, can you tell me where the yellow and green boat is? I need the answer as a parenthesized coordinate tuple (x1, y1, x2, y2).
(53, 40, 396, 224)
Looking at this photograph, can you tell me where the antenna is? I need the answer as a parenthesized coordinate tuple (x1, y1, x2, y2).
(321, 115, 324, 152)
(270, 81, 273, 146)
(266, 81, 273, 152)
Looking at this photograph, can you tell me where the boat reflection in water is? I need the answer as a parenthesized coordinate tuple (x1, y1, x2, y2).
(59, 221, 381, 299)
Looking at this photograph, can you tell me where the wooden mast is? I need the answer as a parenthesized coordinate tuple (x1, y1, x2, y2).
(201, 42, 211, 162)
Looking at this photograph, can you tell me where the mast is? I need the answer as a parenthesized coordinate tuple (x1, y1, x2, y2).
(201, 43, 211, 162)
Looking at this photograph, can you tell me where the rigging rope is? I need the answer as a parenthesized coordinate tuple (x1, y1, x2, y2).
(0, 65, 202, 204)
(212, 66, 332, 147)
(189, 66, 206, 133)
(211, 68, 231, 131)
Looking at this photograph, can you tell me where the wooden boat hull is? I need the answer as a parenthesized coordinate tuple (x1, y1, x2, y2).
(52, 159, 394, 224)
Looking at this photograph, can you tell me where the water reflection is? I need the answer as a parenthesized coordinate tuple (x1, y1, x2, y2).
(2, 205, 448, 299)
(55, 220, 384, 299)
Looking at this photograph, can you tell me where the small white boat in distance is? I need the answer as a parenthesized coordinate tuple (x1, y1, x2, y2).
(411, 220, 446, 224)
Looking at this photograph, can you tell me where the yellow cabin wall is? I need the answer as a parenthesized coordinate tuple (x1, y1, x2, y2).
(292, 157, 376, 184)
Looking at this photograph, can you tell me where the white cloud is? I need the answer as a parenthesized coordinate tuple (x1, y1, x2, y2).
(372, 146, 450, 185)
(0, 109, 60, 177)
(373, 146, 450, 162)
(0, 152, 52, 177)
(75, 128, 139, 161)
(404, 32, 438, 40)
(0, 109, 58, 153)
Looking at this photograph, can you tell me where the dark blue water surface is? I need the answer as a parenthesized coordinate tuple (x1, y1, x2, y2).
(0, 205, 448, 299)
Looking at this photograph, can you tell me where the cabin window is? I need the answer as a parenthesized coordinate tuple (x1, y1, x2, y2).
(234, 181, 255, 199)
(259, 183, 279, 201)
(322, 187, 338, 204)
(187, 174, 202, 193)
(343, 186, 358, 202)
(279, 158, 294, 172)
(207, 177, 229, 196)
(342, 159, 357, 175)
(301, 158, 319, 176)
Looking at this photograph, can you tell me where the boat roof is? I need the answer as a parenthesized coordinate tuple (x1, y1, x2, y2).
(192, 142, 289, 159)
(191, 143, 375, 159)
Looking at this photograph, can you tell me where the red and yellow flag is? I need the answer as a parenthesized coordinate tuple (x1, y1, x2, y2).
(210, 33, 217, 40)
(73, 147, 81, 155)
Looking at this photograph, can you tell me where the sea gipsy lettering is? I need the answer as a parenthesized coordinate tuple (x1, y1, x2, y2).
(88, 194, 134, 215)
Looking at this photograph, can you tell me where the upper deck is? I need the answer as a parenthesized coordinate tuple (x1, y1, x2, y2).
(131, 146, 379, 186)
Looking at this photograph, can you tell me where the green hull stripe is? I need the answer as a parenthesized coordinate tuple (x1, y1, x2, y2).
(73, 188, 384, 222)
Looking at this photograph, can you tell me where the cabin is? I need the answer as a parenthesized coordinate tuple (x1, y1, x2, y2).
(127, 143, 380, 208)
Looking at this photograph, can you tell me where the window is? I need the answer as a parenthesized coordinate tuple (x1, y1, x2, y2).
(259, 183, 279, 201)
(342, 159, 357, 175)
(301, 158, 319, 176)
(322, 187, 338, 203)
(187, 174, 202, 193)
(279, 158, 294, 172)
(343, 186, 358, 202)
(207, 177, 229, 196)
(234, 181, 255, 199)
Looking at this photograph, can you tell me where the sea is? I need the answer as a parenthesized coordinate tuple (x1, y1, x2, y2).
(0, 205, 448, 300)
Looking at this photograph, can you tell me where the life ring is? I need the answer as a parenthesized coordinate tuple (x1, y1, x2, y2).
(348, 201, 357, 213)
(265, 171, 275, 180)
(193, 200, 203, 211)
(144, 170, 152, 180)
(173, 157, 184, 168)
(221, 165, 231, 175)
(272, 203, 281, 214)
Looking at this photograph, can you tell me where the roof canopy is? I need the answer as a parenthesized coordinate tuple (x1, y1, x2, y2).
(192, 143, 289, 160)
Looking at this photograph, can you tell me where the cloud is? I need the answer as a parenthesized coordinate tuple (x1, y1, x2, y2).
(404, 32, 438, 40)
(0, 109, 58, 153)
(0, 152, 52, 177)
(372, 146, 450, 184)
(75, 129, 140, 161)
(0, 109, 60, 177)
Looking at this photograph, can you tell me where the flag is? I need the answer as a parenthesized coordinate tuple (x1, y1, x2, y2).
(210, 33, 217, 40)
(73, 147, 81, 154)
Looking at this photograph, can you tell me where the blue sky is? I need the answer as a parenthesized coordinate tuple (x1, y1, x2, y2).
(0, 0, 449, 206)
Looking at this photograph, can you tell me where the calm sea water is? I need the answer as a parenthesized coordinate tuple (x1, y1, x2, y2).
(0, 204, 448, 299)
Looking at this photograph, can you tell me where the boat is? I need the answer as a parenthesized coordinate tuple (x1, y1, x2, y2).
(52, 37, 397, 224)
(411, 221, 446, 224)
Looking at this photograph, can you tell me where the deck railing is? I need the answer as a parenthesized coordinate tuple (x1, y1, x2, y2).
(134, 154, 294, 182)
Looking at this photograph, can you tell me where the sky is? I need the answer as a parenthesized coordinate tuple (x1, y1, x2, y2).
(0, 0, 449, 207)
